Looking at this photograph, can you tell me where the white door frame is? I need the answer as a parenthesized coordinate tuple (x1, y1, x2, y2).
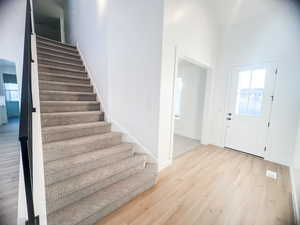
(168, 46, 214, 161)
(224, 62, 278, 158)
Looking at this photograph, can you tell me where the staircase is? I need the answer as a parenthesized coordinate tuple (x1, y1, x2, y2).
(36, 36, 158, 225)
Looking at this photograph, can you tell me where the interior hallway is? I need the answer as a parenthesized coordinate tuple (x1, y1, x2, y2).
(95, 145, 294, 225)
(0, 119, 20, 225)
(173, 134, 202, 158)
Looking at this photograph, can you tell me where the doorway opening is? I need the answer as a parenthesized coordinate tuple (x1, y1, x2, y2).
(171, 58, 208, 159)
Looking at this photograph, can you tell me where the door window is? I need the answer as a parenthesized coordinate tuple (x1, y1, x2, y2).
(235, 69, 266, 116)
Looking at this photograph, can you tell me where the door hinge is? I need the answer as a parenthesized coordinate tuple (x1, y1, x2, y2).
(264, 146, 267, 152)
(271, 96, 274, 101)
(267, 122, 271, 127)
(275, 68, 278, 75)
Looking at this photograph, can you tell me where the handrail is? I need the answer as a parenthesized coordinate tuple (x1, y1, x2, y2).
(19, 0, 39, 224)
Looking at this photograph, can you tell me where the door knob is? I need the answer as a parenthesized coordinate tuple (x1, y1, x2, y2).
(227, 117, 231, 120)
(228, 113, 232, 116)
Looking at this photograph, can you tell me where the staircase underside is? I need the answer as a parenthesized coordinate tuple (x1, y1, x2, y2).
(36, 35, 158, 225)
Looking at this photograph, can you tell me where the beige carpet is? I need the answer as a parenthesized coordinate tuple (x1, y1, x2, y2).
(0, 119, 20, 225)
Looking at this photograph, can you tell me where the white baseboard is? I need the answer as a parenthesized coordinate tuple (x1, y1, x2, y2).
(159, 159, 172, 171)
(290, 167, 299, 225)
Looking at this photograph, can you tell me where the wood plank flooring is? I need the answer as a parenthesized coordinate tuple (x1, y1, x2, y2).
(95, 145, 295, 225)
(0, 119, 20, 225)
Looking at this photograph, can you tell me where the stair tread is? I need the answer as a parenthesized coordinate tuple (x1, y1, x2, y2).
(47, 171, 152, 225)
(38, 52, 82, 63)
(37, 46, 80, 57)
(46, 153, 145, 203)
(39, 64, 87, 73)
(38, 58, 84, 67)
(39, 80, 92, 87)
(37, 41, 78, 53)
(37, 35, 77, 48)
(41, 101, 99, 105)
(42, 121, 110, 133)
(45, 143, 134, 175)
(42, 111, 103, 116)
(40, 90, 95, 95)
(44, 132, 121, 148)
(39, 72, 89, 79)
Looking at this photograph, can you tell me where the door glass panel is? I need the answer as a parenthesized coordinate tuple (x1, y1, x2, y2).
(235, 68, 266, 116)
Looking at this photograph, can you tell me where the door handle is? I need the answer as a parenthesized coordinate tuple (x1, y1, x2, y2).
(226, 117, 231, 120)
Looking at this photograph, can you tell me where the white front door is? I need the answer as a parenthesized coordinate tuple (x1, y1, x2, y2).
(225, 64, 277, 157)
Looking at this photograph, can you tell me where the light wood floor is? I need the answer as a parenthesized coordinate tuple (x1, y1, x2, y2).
(0, 119, 20, 225)
(95, 145, 295, 225)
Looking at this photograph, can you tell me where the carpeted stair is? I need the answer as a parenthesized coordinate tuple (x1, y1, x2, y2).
(36, 35, 158, 225)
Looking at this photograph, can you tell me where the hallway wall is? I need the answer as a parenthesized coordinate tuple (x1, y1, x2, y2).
(64, 0, 163, 158)
(159, 0, 220, 166)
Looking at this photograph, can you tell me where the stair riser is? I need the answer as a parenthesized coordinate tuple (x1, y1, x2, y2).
(44, 135, 121, 162)
(41, 113, 104, 127)
(37, 48, 81, 60)
(38, 53, 82, 65)
(46, 166, 143, 215)
(46, 156, 145, 202)
(40, 92, 96, 101)
(40, 103, 100, 113)
(39, 74, 90, 84)
(37, 41, 78, 54)
(45, 150, 134, 185)
(42, 124, 111, 143)
(39, 82, 93, 93)
(38, 59, 85, 71)
(39, 66, 87, 77)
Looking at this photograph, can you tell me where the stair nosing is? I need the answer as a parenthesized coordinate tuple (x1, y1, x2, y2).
(41, 101, 99, 105)
(40, 90, 96, 95)
(37, 41, 78, 52)
(46, 154, 144, 200)
(44, 132, 122, 147)
(46, 171, 152, 225)
(42, 111, 103, 116)
(39, 80, 92, 87)
(39, 73, 89, 81)
(45, 143, 134, 176)
(36, 35, 76, 48)
(37, 46, 80, 57)
(39, 64, 87, 74)
(42, 121, 110, 133)
(37, 52, 82, 63)
(38, 58, 84, 68)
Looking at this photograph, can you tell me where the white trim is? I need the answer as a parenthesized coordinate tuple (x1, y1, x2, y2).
(76, 43, 158, 166)
(159, 159, 172, 171)
(290, 167, 300, 225)
(168, 46, 213, 161)
(76, 43, 107, 115)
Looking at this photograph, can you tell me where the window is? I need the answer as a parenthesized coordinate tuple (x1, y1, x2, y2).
(174, 77, 183, 118)
(4, 83, 19, 102)
(235, 69, 266, 116)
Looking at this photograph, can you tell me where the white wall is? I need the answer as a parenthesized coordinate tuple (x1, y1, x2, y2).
(174, 59, 207, 140)
(158, 0, 219, 166)
(65, 0, 164, 158)
(210, 0, 300, 166)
